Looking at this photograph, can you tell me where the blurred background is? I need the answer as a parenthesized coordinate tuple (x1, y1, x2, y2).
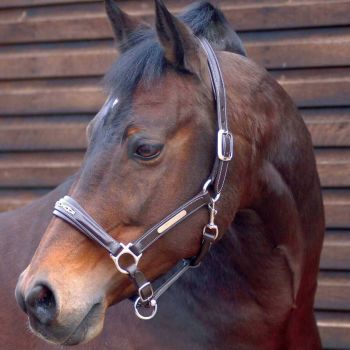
(0, 0, 349, 348)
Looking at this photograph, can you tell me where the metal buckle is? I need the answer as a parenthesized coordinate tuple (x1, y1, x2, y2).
(110, 243, 142, 275)
(217, 129, 233, 161)
(138, 282, 154, 303)
(134, 297, 158, 320)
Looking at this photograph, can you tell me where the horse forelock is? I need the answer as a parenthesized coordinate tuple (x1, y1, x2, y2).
(102, 1, 246, 103)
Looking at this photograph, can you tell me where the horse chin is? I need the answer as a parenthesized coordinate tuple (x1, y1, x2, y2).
(63, 303, 106, 346)
(29, 303, 106, 346)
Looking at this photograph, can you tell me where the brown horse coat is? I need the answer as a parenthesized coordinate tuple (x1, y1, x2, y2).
(8, 1, 324, 349)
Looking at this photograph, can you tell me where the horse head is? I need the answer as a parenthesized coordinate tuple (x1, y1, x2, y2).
(15, 0, 324, 348)
(15, 0, 250, 345)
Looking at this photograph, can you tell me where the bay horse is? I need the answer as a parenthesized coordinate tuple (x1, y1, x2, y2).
(13, 0, 324, 349)
(2, 2, 247, 349)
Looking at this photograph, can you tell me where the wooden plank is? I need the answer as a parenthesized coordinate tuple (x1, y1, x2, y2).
(272, 68, 350, 108)
(0, 189, 48, 212)
(0, 41, 116, 80)
(0, 3, 108, 44)
(301, 108, 350, 147)
(225, 0, 350, 31)
(324, 190, 350, 229)
(0, 109, 347, 151)
(0, 115, 90, 151)
(0, 188, 348, 231)
(0, 190, 348, 230)
(0, 0, 96, 9)
(1, 68, 350, 115)
(1, 1, 349, 42)
(0, 147, 345, 186)
(0, 150, 347, 229)
(2, 27, 350, 80)
(0, 152, 82, 187)
(315, 149, 350, 187)
(244, 27, 350, 69)
(0, 78, 103, 115)
(315, 272, 350, 311)
(321, 230, 350, 270)
(317, 311, 350, 349)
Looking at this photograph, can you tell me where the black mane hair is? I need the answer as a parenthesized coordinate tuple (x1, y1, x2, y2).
(103, 1, 246, 99)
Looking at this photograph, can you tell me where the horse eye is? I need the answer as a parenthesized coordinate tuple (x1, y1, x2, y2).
(134, 144, 163, 160)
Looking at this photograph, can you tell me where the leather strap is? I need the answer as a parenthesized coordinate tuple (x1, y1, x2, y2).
(54, 190, 211, 257)
(54, 196, 121, 255)
(127, 265, 154, 304)
(200, 38, 233, 196)
(131, 191, 211, 255)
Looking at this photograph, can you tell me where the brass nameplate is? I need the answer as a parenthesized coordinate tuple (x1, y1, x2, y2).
(157, 210, 187, 234)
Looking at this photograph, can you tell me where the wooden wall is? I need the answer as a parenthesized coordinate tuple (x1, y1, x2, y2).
(0, 0, 349, 348)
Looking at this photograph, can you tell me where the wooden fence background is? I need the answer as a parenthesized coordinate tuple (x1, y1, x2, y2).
(0, 0, 349, 348)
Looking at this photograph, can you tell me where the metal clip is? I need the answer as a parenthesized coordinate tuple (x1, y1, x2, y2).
(209, 201, 217, 226)
(202, 199, 219, 241)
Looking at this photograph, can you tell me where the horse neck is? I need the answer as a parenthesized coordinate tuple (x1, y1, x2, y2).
(154, 207, 320, 349)
(142, 228, 240, 348)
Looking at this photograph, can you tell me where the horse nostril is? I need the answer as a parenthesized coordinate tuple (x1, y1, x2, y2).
(25, 284, 57, 325)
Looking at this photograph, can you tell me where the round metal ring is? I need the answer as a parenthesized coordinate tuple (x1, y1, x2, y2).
(110, 243, 142, 275)
(134, 297, 158, 320)
(202, 179, 212, 193)
(212, 192, 221, 203)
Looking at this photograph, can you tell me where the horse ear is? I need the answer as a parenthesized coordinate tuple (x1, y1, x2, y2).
(154, 0, 203, 74)
(105, 0, 148, 52)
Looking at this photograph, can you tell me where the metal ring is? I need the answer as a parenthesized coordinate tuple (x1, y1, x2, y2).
(202, 179, 212, 193)
(203, 180, 221, 203)
(134, 297, 158, 320)
(212, 192, 221, 203)
(110, 243, 142, 275)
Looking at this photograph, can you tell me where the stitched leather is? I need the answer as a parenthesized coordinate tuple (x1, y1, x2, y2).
(54, 196, 121, 255)
(132, 191, 211, 255)
(199, 38, 231, 195)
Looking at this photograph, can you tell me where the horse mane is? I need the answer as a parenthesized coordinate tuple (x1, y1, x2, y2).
(179, 1, 246, 55)
(103, 1, 246, 98)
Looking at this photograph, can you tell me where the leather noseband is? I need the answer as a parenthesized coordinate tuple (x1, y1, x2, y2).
(53, 38, 234, 320)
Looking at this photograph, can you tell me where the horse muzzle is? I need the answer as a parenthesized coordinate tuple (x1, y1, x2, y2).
(15, 270, 106, 345)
